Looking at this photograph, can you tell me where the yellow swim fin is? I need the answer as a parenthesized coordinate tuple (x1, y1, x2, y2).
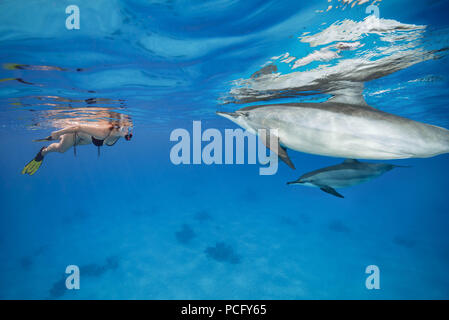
(22, 147, 45, 176)
(3, 63, 21, 70)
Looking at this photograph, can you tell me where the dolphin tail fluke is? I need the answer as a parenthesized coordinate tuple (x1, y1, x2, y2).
(320, 186, 344, 198)
(260, 129, 295, 170)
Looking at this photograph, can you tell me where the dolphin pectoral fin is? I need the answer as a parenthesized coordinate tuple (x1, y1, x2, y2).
(278, 145, 295, 170)
(319, 186, 344, 198)
(260, 130, 295, 170)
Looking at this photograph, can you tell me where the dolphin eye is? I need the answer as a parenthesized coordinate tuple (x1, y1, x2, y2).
(240, 111, 249, 117)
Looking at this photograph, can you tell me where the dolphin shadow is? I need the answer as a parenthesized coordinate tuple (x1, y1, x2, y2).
(299, 213, 311, 224)
(81, 256, 120, 277)
(19, 245, 48, 270)
(328, 220, 351, 233)
(279, 216, 298, 226)
(194, 210, 212, 222)
(205, 242, 241, 264)
(175, 224, 196, 245)
(47, 256, 120, 299)
(393, 236, 416, 249)
(19, 256, 33, 270)
(48, 274, 68, 299)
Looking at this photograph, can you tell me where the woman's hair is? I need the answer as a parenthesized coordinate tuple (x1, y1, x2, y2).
(108, 111, 133, 129)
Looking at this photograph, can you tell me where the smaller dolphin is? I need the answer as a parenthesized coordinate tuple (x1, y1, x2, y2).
(287, 159, 407, 198)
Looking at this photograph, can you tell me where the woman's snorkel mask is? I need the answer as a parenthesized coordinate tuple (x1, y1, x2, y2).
(122, 127, 133, 141)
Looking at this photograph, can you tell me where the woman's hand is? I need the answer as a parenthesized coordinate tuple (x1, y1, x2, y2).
(50, 131, 59, 140)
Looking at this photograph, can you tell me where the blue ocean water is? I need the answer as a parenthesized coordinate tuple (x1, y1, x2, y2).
(1, 0, 449, 299)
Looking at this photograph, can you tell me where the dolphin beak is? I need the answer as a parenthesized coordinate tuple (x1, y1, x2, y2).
(287, 180, 302, 185)
(216, 111, 239, 120)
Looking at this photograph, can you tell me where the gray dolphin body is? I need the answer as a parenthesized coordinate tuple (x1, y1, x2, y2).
(287, 159, 403, 198)
(217, 102, 449, 169)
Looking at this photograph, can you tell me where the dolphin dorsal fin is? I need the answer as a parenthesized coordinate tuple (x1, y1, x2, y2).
(343, 159, 359, 164)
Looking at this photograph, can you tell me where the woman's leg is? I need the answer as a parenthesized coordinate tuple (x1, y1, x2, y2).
(22, 134, 75, 175)
(42, 133, 75, 155)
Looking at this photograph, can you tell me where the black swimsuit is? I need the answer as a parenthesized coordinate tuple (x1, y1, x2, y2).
(91, 136, 104, 146)
(91, 128, 114, 156)
(73, 128, 118, 157)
